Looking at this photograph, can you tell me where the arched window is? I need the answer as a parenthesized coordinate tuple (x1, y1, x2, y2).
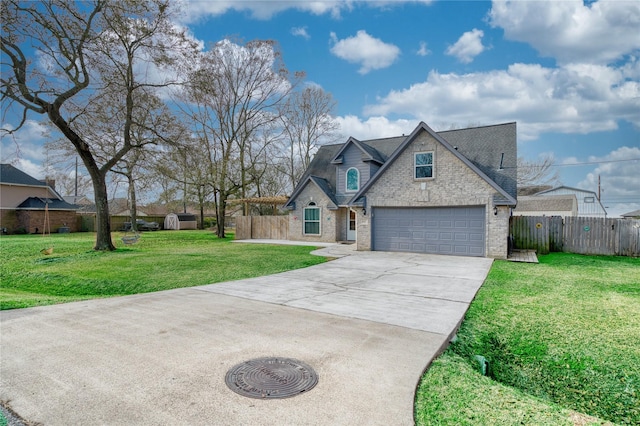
(346, 168, 359, 192)
(303, 202, 321, 235)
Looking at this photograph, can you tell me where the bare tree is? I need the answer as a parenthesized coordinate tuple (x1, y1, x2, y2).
(155, 136, 212, 229)
(517, 154, 560, 188)
(180, 39, 299, 237)
(280, 86, 339, 189)
(1, 0, 194, 250)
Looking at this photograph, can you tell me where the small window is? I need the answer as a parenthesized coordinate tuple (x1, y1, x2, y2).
(346, 168, 359, 192)
(303, 203, 321, 235)
(415, 152, 434, 179)
(584, 197, 595, 203)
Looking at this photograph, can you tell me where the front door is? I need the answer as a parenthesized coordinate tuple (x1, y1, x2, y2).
(347, 210, 356, 241)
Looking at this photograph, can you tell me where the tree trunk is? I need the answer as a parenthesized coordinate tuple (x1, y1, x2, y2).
(48, 106, 116, 251)
(216, 192, 227, 238)
(92, 174, 116, 251)
(200, 203, 205, 230)
(128, 173, 137, 231)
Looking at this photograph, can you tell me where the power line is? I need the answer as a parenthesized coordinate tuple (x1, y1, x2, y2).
(551, 158, 640, 168)
(510, 157, 640, 169)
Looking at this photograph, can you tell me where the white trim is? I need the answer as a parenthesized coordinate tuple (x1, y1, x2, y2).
(346, 208, 357, 240)
(414, 151, 434, 180)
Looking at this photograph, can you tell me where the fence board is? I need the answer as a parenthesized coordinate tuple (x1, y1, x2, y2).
(236, 216, 252, 240)
(564, 217, 614, 255)
(510, 216, 550, 254)
(511, 216, 639, 257)
(619, 220, 640, 257)
(549, 216, 563, 252)
(235, 216, 288, 240)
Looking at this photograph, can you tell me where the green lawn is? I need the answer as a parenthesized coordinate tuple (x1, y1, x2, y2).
(4, 234, 639, 423)
(0, 231, 326, 309)
(416, 253, 640, 425)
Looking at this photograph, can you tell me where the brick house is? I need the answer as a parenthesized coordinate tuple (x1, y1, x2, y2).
(283, 122, 517, 258)
(0, 164, 78, 234)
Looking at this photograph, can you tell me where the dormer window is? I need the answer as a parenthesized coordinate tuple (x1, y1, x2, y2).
(346, 168, 360, 192)
(415, 152, 434, 179)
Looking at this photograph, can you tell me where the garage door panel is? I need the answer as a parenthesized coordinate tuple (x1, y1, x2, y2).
(439, 232, 453, 241)
(373, 206, 485, 257)
(454, 233, 469, 241)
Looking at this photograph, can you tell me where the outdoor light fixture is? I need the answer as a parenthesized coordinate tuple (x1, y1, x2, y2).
(493, 206, 498, 215)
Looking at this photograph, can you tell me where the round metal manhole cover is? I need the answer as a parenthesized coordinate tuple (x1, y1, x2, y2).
(225, 357, 318, 399)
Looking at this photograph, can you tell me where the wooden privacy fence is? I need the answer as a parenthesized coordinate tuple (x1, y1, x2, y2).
(511, 216, 640, 256)
(236, 216, 288, 240)
(79, 215, 167, 232)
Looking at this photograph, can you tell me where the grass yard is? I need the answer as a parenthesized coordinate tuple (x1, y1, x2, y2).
(415, 253, 640, 425)
(0, 231, 326, 310)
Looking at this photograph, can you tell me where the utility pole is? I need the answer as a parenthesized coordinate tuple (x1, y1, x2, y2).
(597, 174, 601, 201)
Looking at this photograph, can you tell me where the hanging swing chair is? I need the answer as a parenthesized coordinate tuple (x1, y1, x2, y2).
(121, 232, 140, 245)
(40, 200, 54, 255)
(121, 221, 140, 245)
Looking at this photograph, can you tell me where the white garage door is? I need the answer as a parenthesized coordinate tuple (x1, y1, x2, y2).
(372, 206, 485, 256)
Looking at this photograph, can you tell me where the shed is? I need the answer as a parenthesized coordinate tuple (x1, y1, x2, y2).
(164, 213, 198, 230)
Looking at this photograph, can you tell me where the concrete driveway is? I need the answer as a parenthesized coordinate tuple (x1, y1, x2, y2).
(0, 242, 492, 426)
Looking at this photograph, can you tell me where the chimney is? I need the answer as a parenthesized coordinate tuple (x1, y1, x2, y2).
(41, 177, 55, 191)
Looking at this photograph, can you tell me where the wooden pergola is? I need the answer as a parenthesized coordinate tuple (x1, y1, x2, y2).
(226, 196, 290, 215)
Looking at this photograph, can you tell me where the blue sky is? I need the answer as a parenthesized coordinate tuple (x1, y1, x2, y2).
(2, 0, 639, 217)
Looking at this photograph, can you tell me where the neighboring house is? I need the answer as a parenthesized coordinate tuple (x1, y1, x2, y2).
(621, 209, 640, 219)
(518, 185, 553, 196)
(532, 186, 607, 217)
(75, 197, 151, 216)
(512, 195, 578, 218)
(63, 195, 94, 214)
(284, 122, 517, 259)
(0, 164, 78, 234)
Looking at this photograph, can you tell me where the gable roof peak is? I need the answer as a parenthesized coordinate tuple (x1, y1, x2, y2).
(330, 136, 384, 165)
(348, 120, 517, 207)
(535, 185, 597, 196)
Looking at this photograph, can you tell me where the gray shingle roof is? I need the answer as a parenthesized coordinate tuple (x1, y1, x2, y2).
(621, 209, 640, 218)
(0, 163, 47, 187)
(513, 195, 576, 213)
(438, 122, 517, 199)
(287, 122, 517, 208)
(294, 136, 408, 199)
(17, 197, 78, 211)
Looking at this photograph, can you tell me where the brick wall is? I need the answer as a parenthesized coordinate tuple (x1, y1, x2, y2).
(288, 183, 339, 243)
(358, 131, 510, 258)
(16, 210, 79, 234)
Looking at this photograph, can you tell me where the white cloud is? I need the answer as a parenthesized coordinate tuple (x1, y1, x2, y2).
(335, 115, 418, 140)
(489, 0, 640, 65)
(362, 60, 640, 140)
(291, 26, 310, 39)
(445, 28, 485, 64)
(179, 0, 347, 22)
(178, 1, 434, 22)
(417, 41, 430, 57)
(330, 30, 400, 74)
(577, 147, 640, 217)
(1, 120, 50, 168)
